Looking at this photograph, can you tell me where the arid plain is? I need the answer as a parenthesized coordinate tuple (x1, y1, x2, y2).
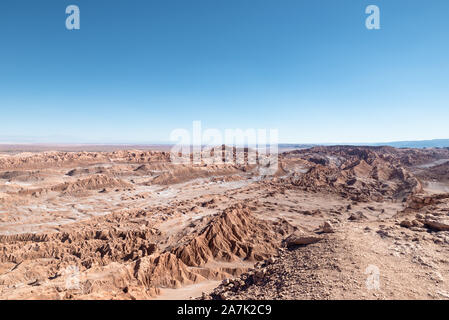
(1, 145, 449, 300)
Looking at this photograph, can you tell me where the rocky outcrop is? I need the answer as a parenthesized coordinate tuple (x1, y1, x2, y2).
(172, 204, 295, 267)
(283, 147, 422, 201)
(132, 252, 207, 289)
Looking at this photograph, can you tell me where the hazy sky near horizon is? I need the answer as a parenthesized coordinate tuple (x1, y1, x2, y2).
(0, 0, 448, 144)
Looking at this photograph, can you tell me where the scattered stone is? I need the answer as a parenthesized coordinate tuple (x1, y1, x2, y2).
(400, 220, 413, 228)
(424, 218, 449, 231)
(283, 231, 323, 247)
(348, 212, 367, 221)
(320, 221, 335, 233)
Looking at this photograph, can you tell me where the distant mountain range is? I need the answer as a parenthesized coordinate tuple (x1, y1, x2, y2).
(279, 139, 449, 150)
(369, 139, 449, 149)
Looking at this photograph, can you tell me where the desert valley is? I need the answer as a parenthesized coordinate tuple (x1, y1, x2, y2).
(0, 145, 449, 300)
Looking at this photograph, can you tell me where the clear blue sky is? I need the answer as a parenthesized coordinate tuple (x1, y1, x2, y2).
(0, 0, 448, 144)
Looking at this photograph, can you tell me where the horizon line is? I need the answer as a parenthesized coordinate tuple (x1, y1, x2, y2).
(0, 138, 449, 147)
